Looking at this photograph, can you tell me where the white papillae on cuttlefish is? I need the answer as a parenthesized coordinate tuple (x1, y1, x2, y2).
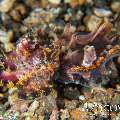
(82, 45, 97, 67)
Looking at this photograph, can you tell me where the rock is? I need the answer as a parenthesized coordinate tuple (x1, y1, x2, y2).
(35, 89, 57, 116)
(24, 100, 39, 120)
(9, 3, 27, 22)
(116, 85, 120, 91)
(117, 57, 120, 65)
(11, 100, 29, 113)
(0, 13, 10, 22)
(94, 8, 112, 17)
(79, 95, 85, 101)
(3, 110, 20, 120)
(40, 0, 49, 8)
(91, 87, 112, 104)
(24, 8, 61, 27)
(8, 87, 18, 105)
(82, 87, 92, 99)
(84, 15, 102, 31)
(25, 115, 37, 120)
(111, 93, 120, 106)
(76, 10, 84, 20)
(0, 0, 16, 13)
(70, 108, 89, 120)
(4, 43, 15, 52)
(28, 100, 39, 115)
(65, 0, 86, 7)
(111, 113, 115, 120)
(78, 0, 86, 5)
(60, 109, 70, 120)
(38, 115, 44, 120)
(0, 30, 14, 52)
(63, 86, 80, 99)
(48, 0, 61, 4)
(0, 30, 13, 43)
(111, 1, 120, 13)
(56, 98, 65, 109)
(49, 108, 59, 120)
(64, 99, 79, 109)
(64, 0, 71, 3)
(94, 0, 107, 7)
(111, 113, 120, 120)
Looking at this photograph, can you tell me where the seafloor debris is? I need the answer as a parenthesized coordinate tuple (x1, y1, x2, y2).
(0, 30, 14, 52)
(0, 0, 16, 13)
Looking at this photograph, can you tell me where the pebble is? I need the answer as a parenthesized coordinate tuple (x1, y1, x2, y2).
(49, 108, 59, 120)
(117, 57, 120, 65)
(0, 13, 10, 22)
(8, 87, 18, 105)
(79, 95, 85, 101)
(77, 0, 86, 5)
(24, 100, 39, 120)
(111, 113, 116, 120)
(63, 87, 80, 100)
(113, 113, 120, 120)
(65, 0, 86, 7)
(60, 109, 70, 120)
(0, 30, 13, 43)
(111, 1, 120, 13)
(64, 99, 79, 110)
(11, 100, 29, 113)
(111, 93, 120, 106)
(70, 108, 89, 120)
(40, 0, 49, 8)
(0, 0, 16, 13)
(0, 30, 14, 52)
(28, 100, 39, 114)
(25, 115, 37, 120)
(76, 10, 84, 20)
(9, 4, 27, 22)
(35, 89, 57, 116)
(24, 8, 61, 27)
(3, 110, 20, 120)
(91, 87, 111, 104)
(38, 115, 44, 120)
(94, 0, 107, 7)
(84, 15, 102, 31)
(48, 0, 61, 4)
(94, 8, 112, 17)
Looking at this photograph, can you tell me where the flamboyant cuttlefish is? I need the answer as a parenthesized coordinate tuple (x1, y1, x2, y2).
(0, 21, 120, 93)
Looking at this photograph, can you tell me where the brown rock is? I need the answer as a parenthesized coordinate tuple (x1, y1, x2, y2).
(9, 4, 27, 22)
(68, 0, 86, 7)
(117, 57, 120, 65)
(0, 0, 15, 13)
(91, 87, 112, 104)
(64, 99, 79, 110)
(84, 15, 102, 31)
(94, 8, 112, 17)
(70, 108, 89, 120)
(111, 1, 120, 12)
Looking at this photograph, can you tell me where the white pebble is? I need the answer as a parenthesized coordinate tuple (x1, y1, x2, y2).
(79, 95, 85, 101)
(94, 8, 112, 17)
